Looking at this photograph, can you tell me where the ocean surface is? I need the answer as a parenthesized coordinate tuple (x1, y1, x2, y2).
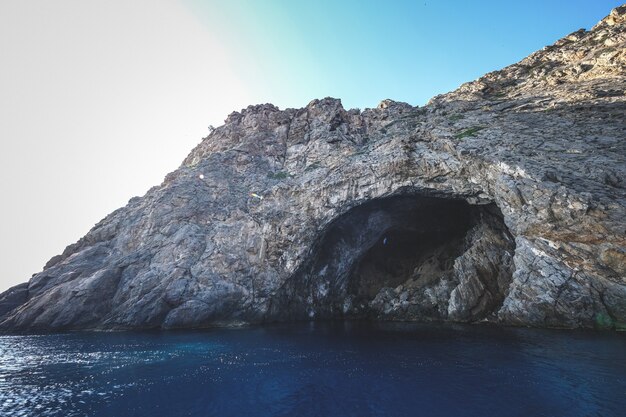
(0, 322, 624, 417)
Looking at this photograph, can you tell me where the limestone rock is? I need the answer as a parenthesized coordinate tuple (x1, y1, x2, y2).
(0, 283, 28, 320)
(1, 6, 625, 332)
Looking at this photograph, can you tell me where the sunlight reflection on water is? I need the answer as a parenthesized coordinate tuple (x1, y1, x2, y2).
(1, 323, 625, 417)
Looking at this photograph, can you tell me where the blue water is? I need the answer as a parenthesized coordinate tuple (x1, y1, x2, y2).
(0, 322, 624, 417)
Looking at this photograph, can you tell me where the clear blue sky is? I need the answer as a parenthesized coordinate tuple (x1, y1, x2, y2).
(0, 0, 621, 292)
(184, 0, 623, 109)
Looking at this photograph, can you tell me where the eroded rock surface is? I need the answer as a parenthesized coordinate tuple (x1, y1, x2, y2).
(1, 7, 625, 331)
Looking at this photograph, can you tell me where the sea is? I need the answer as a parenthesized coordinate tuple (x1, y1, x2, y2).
(1, 321, 624, 417)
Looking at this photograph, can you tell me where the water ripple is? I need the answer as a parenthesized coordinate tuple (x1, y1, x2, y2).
(1, 324, 625, 417)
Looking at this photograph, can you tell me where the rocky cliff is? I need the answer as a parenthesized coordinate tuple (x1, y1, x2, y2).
(1, 6, 625, 332)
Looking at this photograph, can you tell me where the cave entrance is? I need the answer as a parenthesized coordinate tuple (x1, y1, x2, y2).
(271, 194, 515, 323)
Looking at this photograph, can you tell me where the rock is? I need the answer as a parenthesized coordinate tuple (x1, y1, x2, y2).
(0, 6, 625, 332)
(600, 5, 626, 27)
(0, 283, 28, 320)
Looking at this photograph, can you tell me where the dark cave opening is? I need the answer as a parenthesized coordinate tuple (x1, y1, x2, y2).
(349, 228, 465, 302)
(271, 194, 515, 323)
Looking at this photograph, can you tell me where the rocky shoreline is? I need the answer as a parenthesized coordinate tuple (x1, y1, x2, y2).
(1, 6, 625, 332)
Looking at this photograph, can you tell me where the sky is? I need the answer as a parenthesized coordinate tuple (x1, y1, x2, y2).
(0, 0, 622, 292)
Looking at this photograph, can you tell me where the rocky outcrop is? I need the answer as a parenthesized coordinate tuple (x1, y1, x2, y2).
(0, 283, 28, 320)
(1, 6, 625, 332)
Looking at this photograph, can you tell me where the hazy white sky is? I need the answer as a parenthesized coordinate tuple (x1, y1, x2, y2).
(0, 0, 619, 292)
(0, 1, 253, 291)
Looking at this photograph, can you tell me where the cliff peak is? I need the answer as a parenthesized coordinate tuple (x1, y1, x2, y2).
(596, 4, 626, 27)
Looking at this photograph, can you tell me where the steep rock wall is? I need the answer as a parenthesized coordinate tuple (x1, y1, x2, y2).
(1, 6, 625, 331)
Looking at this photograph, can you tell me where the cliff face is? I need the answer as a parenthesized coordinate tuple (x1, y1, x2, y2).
(1, 7, 625, 332)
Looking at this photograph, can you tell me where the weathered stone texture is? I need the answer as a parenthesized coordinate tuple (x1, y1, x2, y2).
(1, 6, 624, 332)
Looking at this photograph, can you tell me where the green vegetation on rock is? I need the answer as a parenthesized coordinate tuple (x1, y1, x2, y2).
(267, 171, 291, 180)
(454, 126, 485, 139)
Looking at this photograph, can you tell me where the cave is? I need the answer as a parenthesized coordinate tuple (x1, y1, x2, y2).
(270, 194, 516, 323)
